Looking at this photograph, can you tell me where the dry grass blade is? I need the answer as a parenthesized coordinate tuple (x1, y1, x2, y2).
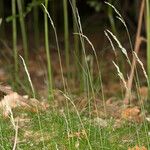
(20, 55, 35, 98)
(13, 118, 19, 150)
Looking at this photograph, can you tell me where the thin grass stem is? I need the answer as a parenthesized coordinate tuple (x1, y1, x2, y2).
(0, 0, 5, 39)
(63, 0, 70, 79)
(17, 0, 28, 64)
(146, 0, 150, 99)
(12, 0, 18, 84)
(42, 3, 66, 92)
(33, 0, 40, 49)
(72, 0, 79, 59)
(44, 0, 53, 99)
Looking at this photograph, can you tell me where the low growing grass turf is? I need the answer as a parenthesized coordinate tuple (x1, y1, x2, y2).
(0, 108, 149, 150)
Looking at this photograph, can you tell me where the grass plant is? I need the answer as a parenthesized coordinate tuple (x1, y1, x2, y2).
(72, 0, 81, 87)
(105, 3, 150, 149)
(72, 0, 79, 57)
(69, 0, 92, 94)
(106, 1, 126, 75)
(20, 55, 46, 149)
(0, 110, 149, 149)
(0, 1, 149, 150)
(107, 0, 117, 36)
(42, 3, 66, 91)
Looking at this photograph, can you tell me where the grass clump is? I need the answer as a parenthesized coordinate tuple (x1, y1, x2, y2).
(0, 1, 149, 150)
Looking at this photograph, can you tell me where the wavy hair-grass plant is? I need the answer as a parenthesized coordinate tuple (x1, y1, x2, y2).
(105, 29, 130, 64)
(133, 52, 150, 149)
(105, 2, 150, 148)
(73, 33, 105, 112)
(69, 2, 108, 147)
(42, 3, 66, 92)
(105, 1, 133, 50)
(62, 91, 92, 150)
(20, 55, 46, 148)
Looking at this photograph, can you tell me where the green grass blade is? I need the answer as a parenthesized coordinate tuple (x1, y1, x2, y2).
(44, 0, 53, 99)
(63, 0, 70, 79)
(17, 0, 28, 64)
(12, 0, 18, 83)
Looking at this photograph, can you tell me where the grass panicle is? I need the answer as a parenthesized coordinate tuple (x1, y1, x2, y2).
(0, 1, 149, 150)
